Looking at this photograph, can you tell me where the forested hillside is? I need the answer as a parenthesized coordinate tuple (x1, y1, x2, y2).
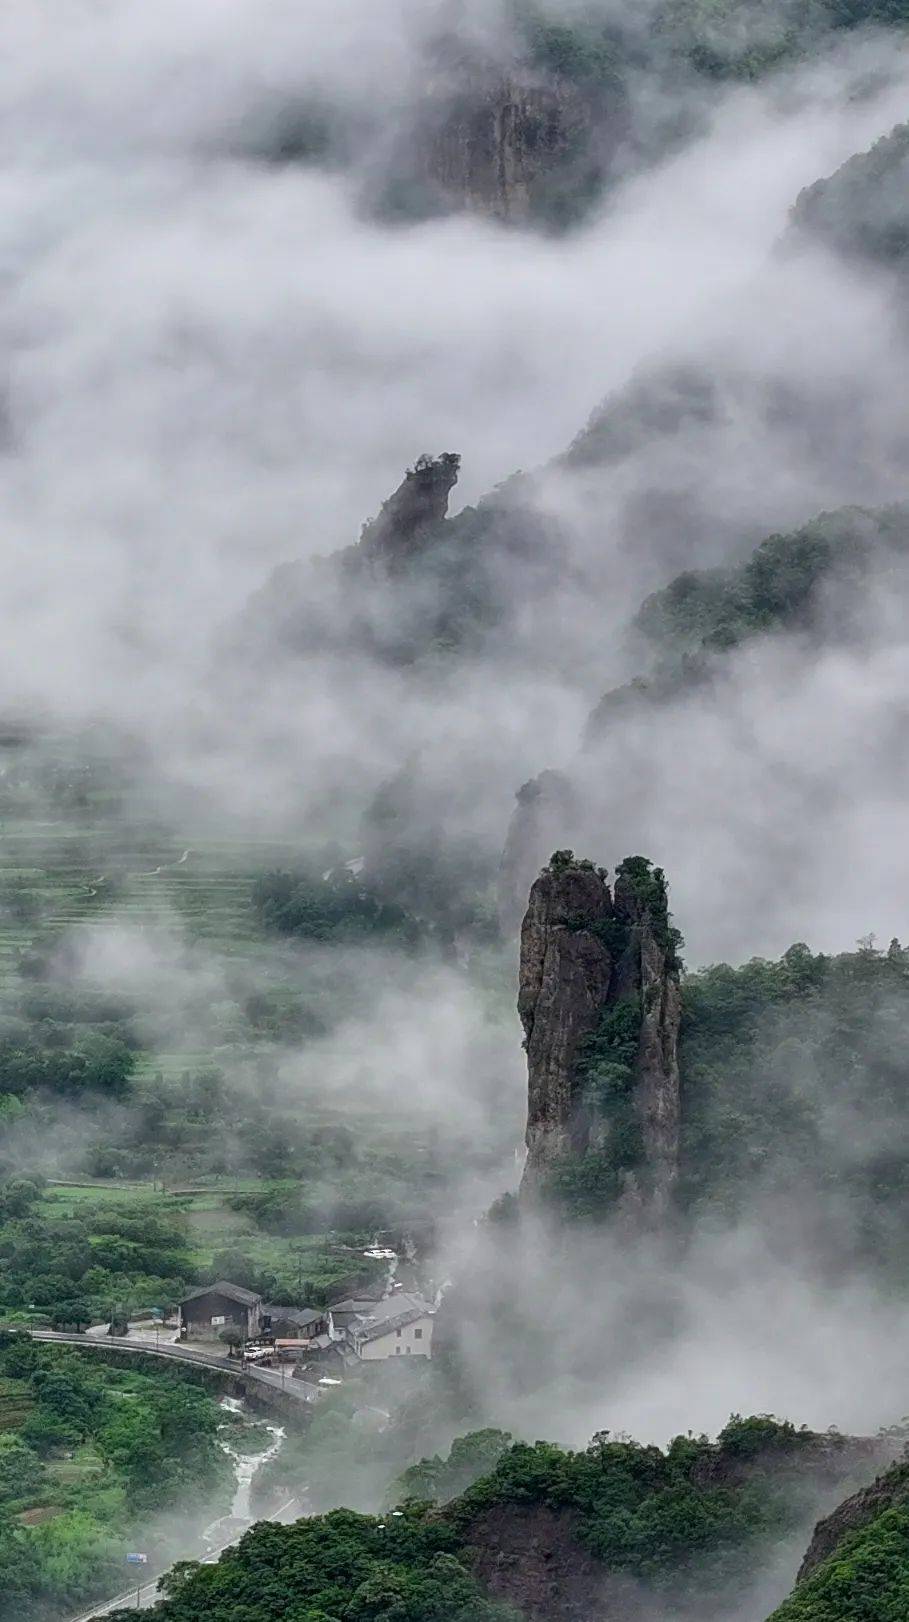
(104, 1419, 897, 1622)
(791, 120, 909, 268)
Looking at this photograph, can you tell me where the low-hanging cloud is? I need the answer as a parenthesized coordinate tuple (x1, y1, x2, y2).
(2, 2, 909, 880)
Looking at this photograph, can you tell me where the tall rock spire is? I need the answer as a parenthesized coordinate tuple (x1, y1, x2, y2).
(518, 854, 615, 1179)
(518, 851, 682, 1216)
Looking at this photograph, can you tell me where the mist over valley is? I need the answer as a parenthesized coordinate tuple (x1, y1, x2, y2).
(3, 3, 909, 1620)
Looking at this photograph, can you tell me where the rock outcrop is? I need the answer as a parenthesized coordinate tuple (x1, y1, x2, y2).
(359, 453, 461, 569)
(457, 1429, 895, 1622)
(463, 1502, 657, 1622)
(518, 852, 681, 1213)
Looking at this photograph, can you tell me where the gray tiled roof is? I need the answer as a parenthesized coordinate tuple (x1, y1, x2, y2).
(354, 1293, 432, 1326)
(351, 1305, 431, 1344)
(264, 1305, 324, 1328)
(180, 1281, 262, 1308)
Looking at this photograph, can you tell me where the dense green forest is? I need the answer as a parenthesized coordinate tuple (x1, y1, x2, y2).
(110, 1507, 513, 1622)
(791, 120, 909, 267)
(108, 1417, 885, 1622)
(521, 0, 909, 87)
(678, 936, 909, 1254)
(634, 506, 909, 654)
(0, 1340, 232, 1621)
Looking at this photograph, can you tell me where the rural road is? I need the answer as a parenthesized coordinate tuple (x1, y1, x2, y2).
(67, 1497, 302, 1620)
(30, 1330, 321, 1404)
(31, 1330, 316, 1618)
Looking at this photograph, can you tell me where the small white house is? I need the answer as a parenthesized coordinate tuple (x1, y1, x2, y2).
(346, 1293, 434, 1362)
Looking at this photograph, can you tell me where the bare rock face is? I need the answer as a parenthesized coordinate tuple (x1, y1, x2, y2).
(612, 867, 682, 1216)
(519, 853, 681, 1213)
(463, 1502, 660, 1622)
(518, 859, 615, 1181)
(359, 452, 461, 569)
(424, 78, 601, 225)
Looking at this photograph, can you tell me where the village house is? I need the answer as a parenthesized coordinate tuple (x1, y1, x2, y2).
(178, 1282, 263, 1341)
(345, 1293, 435, 1362)
(179, 1284, 333, 1349)
(328, 1296, 386, 1337)
(263, 1305, 328, 1339)
(178, 1278, 434, 1369)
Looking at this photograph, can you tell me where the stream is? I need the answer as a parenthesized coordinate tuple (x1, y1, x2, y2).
(214, 1396, 285, 1529)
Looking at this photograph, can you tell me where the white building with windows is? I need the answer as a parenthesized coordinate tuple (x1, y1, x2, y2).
(345, 1293, 434, 1361)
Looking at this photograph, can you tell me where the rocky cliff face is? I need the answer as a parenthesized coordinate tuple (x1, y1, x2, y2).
(518, 857, 615, 1181)
(422, 77, 609, 226)
(612, 864, 682, 1214)
(463, 1502, 658, 1622)
(518, 852, 681, 1212)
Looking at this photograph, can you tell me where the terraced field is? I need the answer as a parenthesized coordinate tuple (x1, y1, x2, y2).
(0, 722, 304, 957)
(0, 1375, 34, 1430)
(0, 727, 319, 1085)
(0, 823, 300, 987)
(0, 726, 454, 1223)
